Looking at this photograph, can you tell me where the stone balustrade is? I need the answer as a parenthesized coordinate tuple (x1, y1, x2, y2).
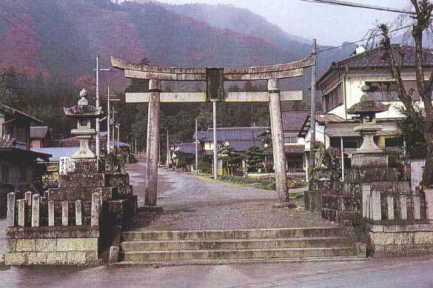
(7, 191, 101, 228)
(362, 184, 426, 224)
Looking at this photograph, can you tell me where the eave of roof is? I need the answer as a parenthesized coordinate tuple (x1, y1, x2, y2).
(0, 147, 51, 160)
(318, 45, 433, 86)
(0, 103, 43, 124)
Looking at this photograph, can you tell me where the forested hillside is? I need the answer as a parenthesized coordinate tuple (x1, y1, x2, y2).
(0, 0, 355, 148)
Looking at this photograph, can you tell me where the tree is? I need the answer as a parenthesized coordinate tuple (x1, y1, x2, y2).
(379, 0, 433, 187)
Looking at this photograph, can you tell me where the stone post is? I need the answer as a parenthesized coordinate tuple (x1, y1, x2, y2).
(145, 79, 161, 207)
(91, 192, 101, 227)
(17, 199, 25, 227)
(362, 184, 371, 219)
(268, 78, 288, 202)
(371, 190, 382, 221)
(400, 195, 408, 221)
(424, 188, 433, 223)
(25, 191, 32, 206)
(48, 201, 55, 226)
(31, 194, 40, 228)
(7, 193, 15, 227)
(387, 195, 395, 221)
(413, 194, 422, 220)
(62, 201, 69, 226)
(75, 200, 83, 226)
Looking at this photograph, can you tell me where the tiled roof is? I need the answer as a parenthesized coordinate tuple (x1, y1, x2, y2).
(319, 45, 433, 84)
(177, 142, 202, 154)
(196, 126, 269, 152)
(334, 45, 433, 69)
(0, 103, 42, 124)
(30, 126, 49, 139)
(316, 114, 345, 124)
(195, 127, 269, 142)
(282, 111, 309, 132)
(32, 147, 80, 162)
(284, 145, 305, 154)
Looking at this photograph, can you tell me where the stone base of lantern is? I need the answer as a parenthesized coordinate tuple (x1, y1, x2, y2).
(352, 152, 388, 168)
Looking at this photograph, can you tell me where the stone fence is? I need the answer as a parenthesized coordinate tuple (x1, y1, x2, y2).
(5, 191, 102, 266)
(362, 185, 426, 225)
(7, 191, 101, 228)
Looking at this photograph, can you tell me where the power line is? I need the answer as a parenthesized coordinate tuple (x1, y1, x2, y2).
(317, 23, 413, 54)
(300, 0, 416, 15)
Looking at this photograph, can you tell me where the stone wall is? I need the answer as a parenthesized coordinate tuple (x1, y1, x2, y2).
(6, 234, 99, 265)
(369, 224, 433, 257)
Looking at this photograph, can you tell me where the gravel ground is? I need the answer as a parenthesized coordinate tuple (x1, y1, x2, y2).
(126, 161, 337, 231)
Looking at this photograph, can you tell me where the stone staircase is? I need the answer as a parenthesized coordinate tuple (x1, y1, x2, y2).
(116, 227, 366, 266)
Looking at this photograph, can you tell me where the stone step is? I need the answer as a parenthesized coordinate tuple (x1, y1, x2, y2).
(121, 236, 351, 252)
(115, 256, 367, 267)
(123, 247, 355, 262)
(122, 227, 344, 241)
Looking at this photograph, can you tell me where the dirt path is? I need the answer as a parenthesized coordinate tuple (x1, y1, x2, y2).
(126, 161, 336, 231)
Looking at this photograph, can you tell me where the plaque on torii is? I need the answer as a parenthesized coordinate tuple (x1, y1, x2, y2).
(111, 56, 315, 207)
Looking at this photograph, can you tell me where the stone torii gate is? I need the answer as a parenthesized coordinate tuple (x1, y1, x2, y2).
(111, 56, 315, 207)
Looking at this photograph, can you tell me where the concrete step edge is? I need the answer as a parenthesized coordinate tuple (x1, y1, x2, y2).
(123, 226, 343, 235)
(114, 256, 368, 267)
(123, 246, 355, 255)
(120, 236, 351, 245)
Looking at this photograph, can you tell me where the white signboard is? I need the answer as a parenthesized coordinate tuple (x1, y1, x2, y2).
(59, 157, 75, 175)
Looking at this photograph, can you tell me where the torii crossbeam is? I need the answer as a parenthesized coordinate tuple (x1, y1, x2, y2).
(112, 56, 315, 206)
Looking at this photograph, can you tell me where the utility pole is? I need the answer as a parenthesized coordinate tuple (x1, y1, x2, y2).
(166, 129, 170, 167)
(195, 118, 199, 173)
(117, 123, 120, 150)
(112, 108, 116, 151)
(310, 39, 318, 169)
(212, 101, 218, 179)
(95, 57, 111, 156)
(95, 56, 101, 168)
(107, 85, 111, 154)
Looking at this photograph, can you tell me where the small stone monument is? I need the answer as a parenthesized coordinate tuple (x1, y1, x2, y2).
(64, 89, 102, 159)
(348, 85, 389, 168)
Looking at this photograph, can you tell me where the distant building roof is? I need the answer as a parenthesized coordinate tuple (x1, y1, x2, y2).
(319, 45, 433, 84)
(196, 126, 269, 152)
(59, 134, 130, 148)
(30, 126, 49, 139)
(284, 144, 305, 154)
(32, 147, 80, 162)
(282, 111, 309, 132)
(195, 126, 269, 142)
(0, 103, 43, 124)
(177, 142, 202, 154)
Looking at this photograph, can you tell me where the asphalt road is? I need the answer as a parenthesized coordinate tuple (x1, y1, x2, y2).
(1, 255, 433, 288)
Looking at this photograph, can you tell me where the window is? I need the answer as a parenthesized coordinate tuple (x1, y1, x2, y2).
(285, 135, 298, 144)
(365, 81, 422, 101)
(323, 84, 343, 112)
(366, 81, 399, 101)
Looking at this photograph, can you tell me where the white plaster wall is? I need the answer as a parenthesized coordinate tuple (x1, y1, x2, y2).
(304, 123, 326, 151)
(344, 74, 416, 120)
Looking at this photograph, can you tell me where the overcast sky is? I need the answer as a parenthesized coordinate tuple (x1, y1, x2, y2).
(151, 0, 410, 45)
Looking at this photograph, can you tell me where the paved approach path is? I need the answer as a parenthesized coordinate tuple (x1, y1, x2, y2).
(127, 161, 335, 231)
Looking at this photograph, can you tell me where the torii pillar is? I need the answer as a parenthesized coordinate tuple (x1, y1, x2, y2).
(268, 79, 288, 202)
(145, 79, 160, 207)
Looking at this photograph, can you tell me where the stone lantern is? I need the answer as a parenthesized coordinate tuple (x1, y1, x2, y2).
(348, 85, 389, 168)
(64, 89, 102, 159)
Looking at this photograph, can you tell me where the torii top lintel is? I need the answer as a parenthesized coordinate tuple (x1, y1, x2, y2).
(111, 56, 315, 81)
